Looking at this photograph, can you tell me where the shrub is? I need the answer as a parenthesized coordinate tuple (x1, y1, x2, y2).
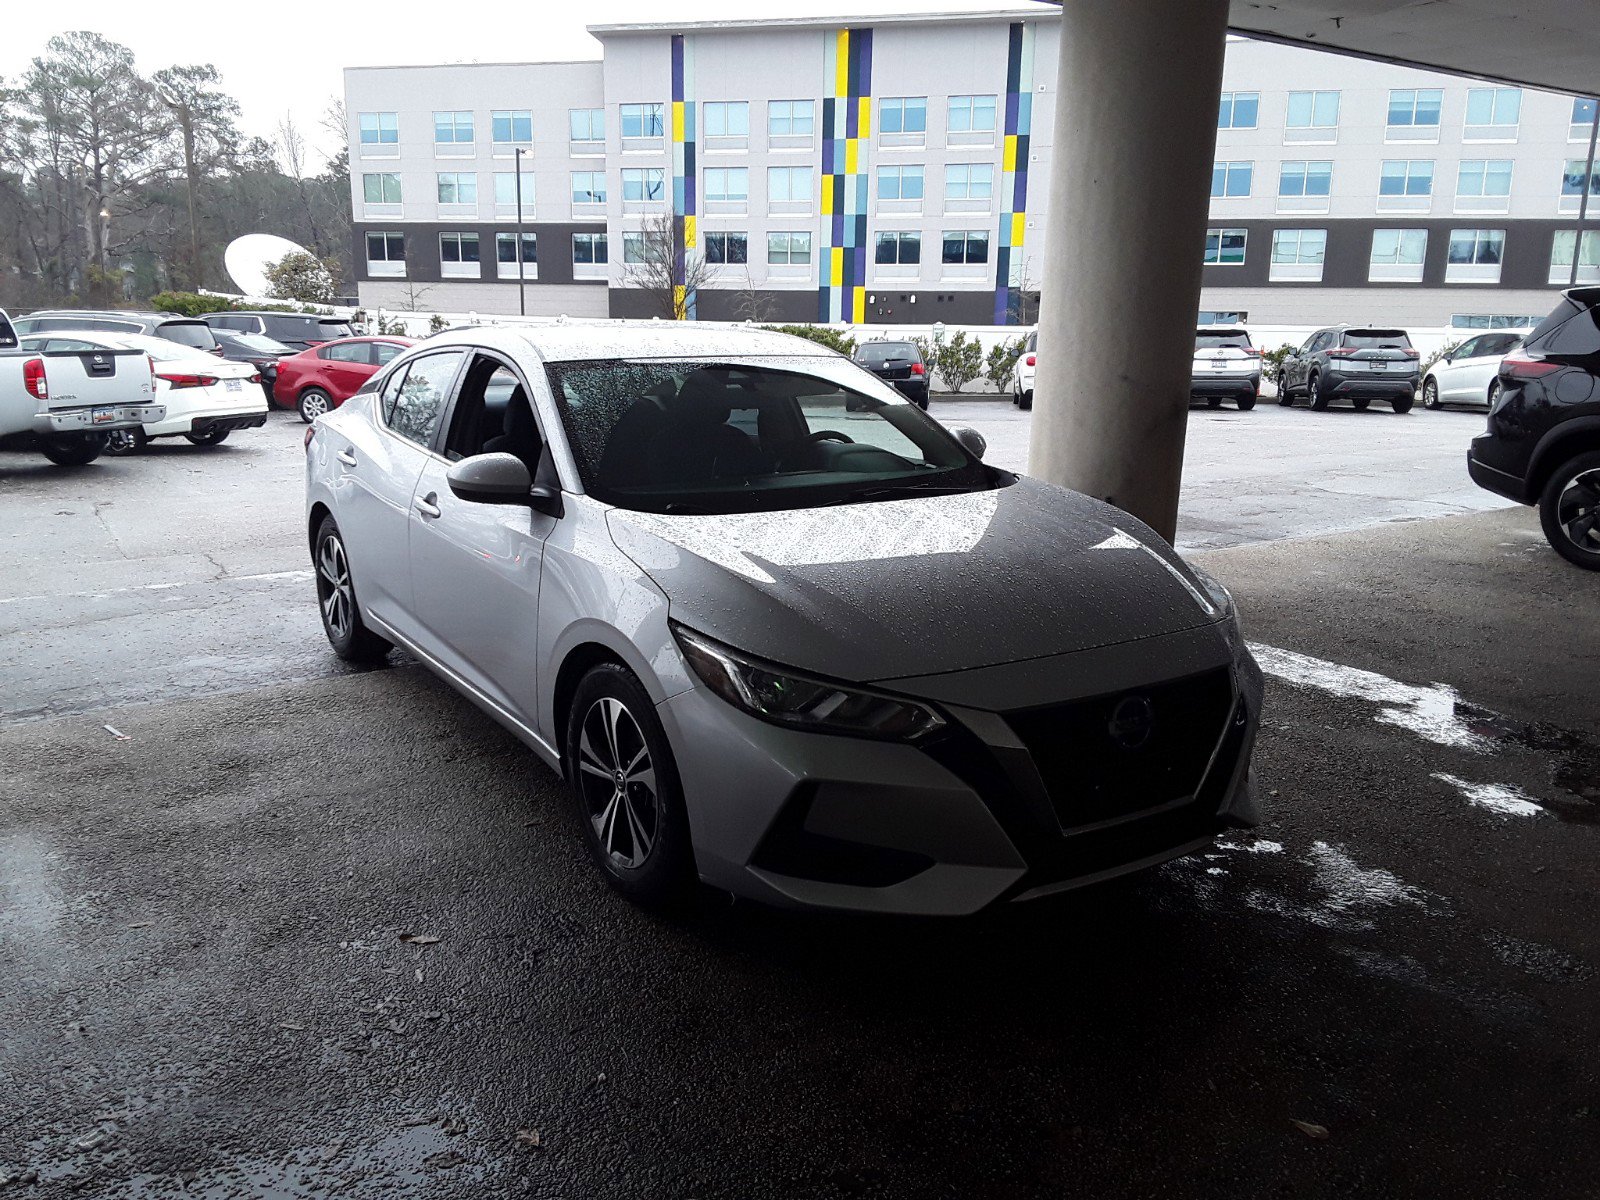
(762, 324, 857, 358)
(984, 336, 1026, 392)
(1421, 339, 1461, 377)
(933, 330, 984, 394)
(263, 251, 339, 305)
(428, 313, 448, 335)
(149, 290, 236, 317)
(1259, 343, 1298, 385)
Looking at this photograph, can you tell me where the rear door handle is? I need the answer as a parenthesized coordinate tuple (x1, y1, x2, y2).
(336, 449, 357, 466)
(415, 492, 441, 520)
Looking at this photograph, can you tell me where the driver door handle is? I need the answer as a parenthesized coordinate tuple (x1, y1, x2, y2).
(337, 449, 357, 466)
(415, 492, 441, 520)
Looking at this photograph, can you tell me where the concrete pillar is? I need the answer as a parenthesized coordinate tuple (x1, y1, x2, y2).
(1028, 0, 1230, 542)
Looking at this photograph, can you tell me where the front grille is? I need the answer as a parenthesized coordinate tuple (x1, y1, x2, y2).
(1005, 668, 1234, 830)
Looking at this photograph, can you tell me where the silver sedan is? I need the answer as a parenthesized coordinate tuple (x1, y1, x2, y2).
(305, 325, 1262, 915)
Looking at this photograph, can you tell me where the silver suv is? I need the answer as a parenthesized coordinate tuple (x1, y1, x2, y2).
(11, 310, 222, 356)
(1279, 325, 1420, 413)
(1190, 327, 1260, 411)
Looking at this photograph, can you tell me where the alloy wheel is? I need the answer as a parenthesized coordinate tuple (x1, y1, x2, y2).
(1487, 379, 1502, 408)
(1555, 467, 1600, 552)
(575, 697, 659, 870)
(1424, 379, 1440, 409)
(301, 392, 331, 420)
(316, 533, 354, 642)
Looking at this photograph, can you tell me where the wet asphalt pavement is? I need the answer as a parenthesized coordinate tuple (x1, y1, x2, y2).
(2, 410, 1598, 1198)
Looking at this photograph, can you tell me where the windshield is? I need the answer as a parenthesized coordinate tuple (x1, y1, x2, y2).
(105, 333, 221, 363)
(856, 342, 920, 365)
(1195, 331, 1251, 349)
(546, 355, 987, 514)
(1343, 329, 1411, 350)
(229, 332, 292, 353)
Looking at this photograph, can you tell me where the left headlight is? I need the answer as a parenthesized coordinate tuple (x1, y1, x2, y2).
(671, 622, 945, 742)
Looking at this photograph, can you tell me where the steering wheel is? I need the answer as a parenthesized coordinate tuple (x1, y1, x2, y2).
(807, 430, 855, 444)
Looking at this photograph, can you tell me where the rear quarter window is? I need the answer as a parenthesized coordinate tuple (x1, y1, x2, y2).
(1537, 304, 1600, 355)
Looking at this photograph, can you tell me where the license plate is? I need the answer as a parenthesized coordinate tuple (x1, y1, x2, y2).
(92, 408, 116, 425)
(1211, 358, 1227, 369)
(1371, 361, 1386, 371)
(226, 379, 242, 392)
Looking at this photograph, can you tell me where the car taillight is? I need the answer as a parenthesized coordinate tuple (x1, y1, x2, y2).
(211, 346, 225, 357)
(148, 355, 157, 392)
(1244, 348, 1262, 358)
(1500, 353, 1561, 380)
(157, 372, 220, 389)
(249, 373, 261, 384)
(911, 362, 925, 375)
(1025, 354, 1036, 367)
(1402, 348, 1420, 359)
(1327, 347, 1358, 359)
(22, 357, 47, 400)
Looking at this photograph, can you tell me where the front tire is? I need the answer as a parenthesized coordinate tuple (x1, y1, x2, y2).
(1423, 378, 1442, 409)
(38, 433, 106, 466)
(298, 388, 333, 424)
(185, 427, 230, 447)
(313, 516, 392, 662)
(565, 664, 695, 907)
(1538, 451, 1600, 571)
(1486, 378, 1502, 409)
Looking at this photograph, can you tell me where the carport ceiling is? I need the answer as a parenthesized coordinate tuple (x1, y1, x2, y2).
(1034, 1, 1599, 98)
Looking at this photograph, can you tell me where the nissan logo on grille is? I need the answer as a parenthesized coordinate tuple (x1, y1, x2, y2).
(1108, 695, 1155, 750)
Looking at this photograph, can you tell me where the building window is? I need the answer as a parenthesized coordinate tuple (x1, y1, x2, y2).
(944, 163, 993, 202)
(1203, 228, 1247, 265)
(496, 232, 537, 261)
(704, 231, 749, 264)
(1386, 89, 1442, 133)
(1551, 229, 1600, 284)
(621, 232, 646, 264)
(359, 112, 398, 149)
(573, 232, 609, 264)
(768, 231, 813, 265)
(436, 172, 477, 205)
(1452, 313, 1546, 330)
(1447, 228, 1505, 282)
(941, 230, 988, 265)
(1562, 160, 1600, 199)
(877, 165, 925, 201)
(491, 110, 532, 145)
(622, 167, 666, 203)
(365, 231, 405, 277)
(1458, 159, 1513, 198)
(1270, 229, 1328, 279)
(704, 167, 749, 203)
(571, 171, 607, 205)
(1278, 160, 1331, 197)
(880, 97, 927, 138)
(875, 231, 921, 265)
(1212, 161, 1253, 198)
(433, 111, 474, 145)
(362, 173, 402, 204)
(1217, 91, 1259, 130)
(439, 232, 480, 277)
(947, 95, 997, 142)
(768, 100, 815, 138)
(1285, 90, 1339, 136)
(1464, 87, 1521, 137)
(620, 103, 665, 141)
(570, 108, 605, 144)
(703, 101, 749, 138)
(1572, 98, 1598, 143)
(494, 171, 534, 210)
(1369, 228, 1428, 282)
(767, 166, 813, 206)
(1380, 159, 1434, 198)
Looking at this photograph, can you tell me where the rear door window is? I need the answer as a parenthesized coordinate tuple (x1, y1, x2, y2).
(321, 342, 370, 363)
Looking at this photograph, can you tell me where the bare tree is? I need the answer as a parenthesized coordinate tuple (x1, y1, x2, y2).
(151, 64, 242, 290)
(276, 114, 327, 262)
(623, 210, 714, 320)
(1006, 253, 1041, 326)
(732, 266, 777, 323)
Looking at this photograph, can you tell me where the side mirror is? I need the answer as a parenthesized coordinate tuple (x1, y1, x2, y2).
(446, 452, 533, 505)
(949, 424, 987, 460)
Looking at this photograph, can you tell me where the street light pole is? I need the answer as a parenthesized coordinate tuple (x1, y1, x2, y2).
(514, 148, 528, 316)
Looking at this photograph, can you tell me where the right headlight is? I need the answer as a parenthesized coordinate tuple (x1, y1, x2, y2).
(671, 622, 945, 742)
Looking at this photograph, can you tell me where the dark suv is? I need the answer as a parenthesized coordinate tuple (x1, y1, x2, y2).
(204, 311, 355, 351)
(852, 339, 929, 408)
(1279, 325, 1420, 412)
(1468, 287, 1600, 570)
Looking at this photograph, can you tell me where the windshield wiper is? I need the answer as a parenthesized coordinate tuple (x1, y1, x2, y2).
(831, 479, 982, 505)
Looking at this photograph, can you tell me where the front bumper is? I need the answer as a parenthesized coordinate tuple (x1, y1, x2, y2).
(659, 623, 1262, 916)
(35, 403, 166, 434)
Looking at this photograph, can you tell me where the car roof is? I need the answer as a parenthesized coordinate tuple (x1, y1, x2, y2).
(225, 311, 350, 320)
(483, 323, 841, 363)
(23, 309, 203, 323)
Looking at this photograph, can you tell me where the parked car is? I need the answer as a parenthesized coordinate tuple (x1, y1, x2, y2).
(211, 328, 295, 401)
(1011, 328, 1037, 410)
(204, 311, 355, 351)
(1467, 287, 1600, 570)
(20, 331, 267, 453)
(0, 312, 163, 466)
(1279, 325, 1420, 412)
(11, 310, 223, 356)
(0, 308, 16, 350)
(304, 325, 1262, 914)
(1191, 327, 1261, 410)
(1423, 329, 1528, 410)
(852, 339, 929, 408)
(273, 337, 413, 422)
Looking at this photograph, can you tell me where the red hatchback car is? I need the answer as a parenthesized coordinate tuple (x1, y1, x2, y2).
(273, 337, 414, 422)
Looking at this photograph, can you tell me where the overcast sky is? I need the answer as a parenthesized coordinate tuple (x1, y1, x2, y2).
(2, 0, 1035, 168)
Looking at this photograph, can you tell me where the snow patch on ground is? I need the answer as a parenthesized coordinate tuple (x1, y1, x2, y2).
(1432, 773, 1544, 817)
(1307, 841, 1430, 915)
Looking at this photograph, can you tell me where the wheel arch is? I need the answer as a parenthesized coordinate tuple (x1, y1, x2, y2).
(307, 501, 333, 557)
(1529, 418, 1600, 499)
(550, 640, 633, 766)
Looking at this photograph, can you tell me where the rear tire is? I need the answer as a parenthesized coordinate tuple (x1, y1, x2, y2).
(1352, 397, 1371, 412)
(1019, 389, 1033, 411)
(1538, 451, 1600, 571)
(313, 515, 392, 662)
(1237, 392, 1257, 411)
(1423, 378, 1442, 409)
(1309, 373, 1331, 411)
(298, 388, 333, 424)
(1206, 396, 1223, 409)
(184, 427, 230, 447)
(1391, 393, 1415, 414)
(565, 664, 696, 907)
(1486, 378, 1502, 409)
(38, 433, 106, 466)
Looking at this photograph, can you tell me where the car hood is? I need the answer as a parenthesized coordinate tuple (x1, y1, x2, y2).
(606, 475, 1225, 682)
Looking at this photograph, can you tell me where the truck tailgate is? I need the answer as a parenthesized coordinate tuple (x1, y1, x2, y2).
(40, 348, 156, 410)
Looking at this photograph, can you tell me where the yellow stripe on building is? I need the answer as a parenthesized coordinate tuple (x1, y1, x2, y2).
(831, 247, 845, 287)
(852, 286, 866, 324)
(672, 101, 685, 142)
(683, 214, 697, 248)
(835, 30, 850, 96)
(844, 138, 857, 175)
(672, 285, 686, 320)
(821, 174, 835, 215)
(1003, 134, 1017, 173)
(1012, 212, 1026, 246)
(858, 96, 871, 138)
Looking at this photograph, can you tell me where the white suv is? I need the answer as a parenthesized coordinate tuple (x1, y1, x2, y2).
(1011, 328, 1037, 410)
(1191, 327, 1261, 411)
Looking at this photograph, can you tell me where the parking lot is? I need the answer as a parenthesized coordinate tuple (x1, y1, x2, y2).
(3, 404, 1598, 1198)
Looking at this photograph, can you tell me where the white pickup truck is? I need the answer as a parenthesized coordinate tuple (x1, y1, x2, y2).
(0, 307, 165, 465)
